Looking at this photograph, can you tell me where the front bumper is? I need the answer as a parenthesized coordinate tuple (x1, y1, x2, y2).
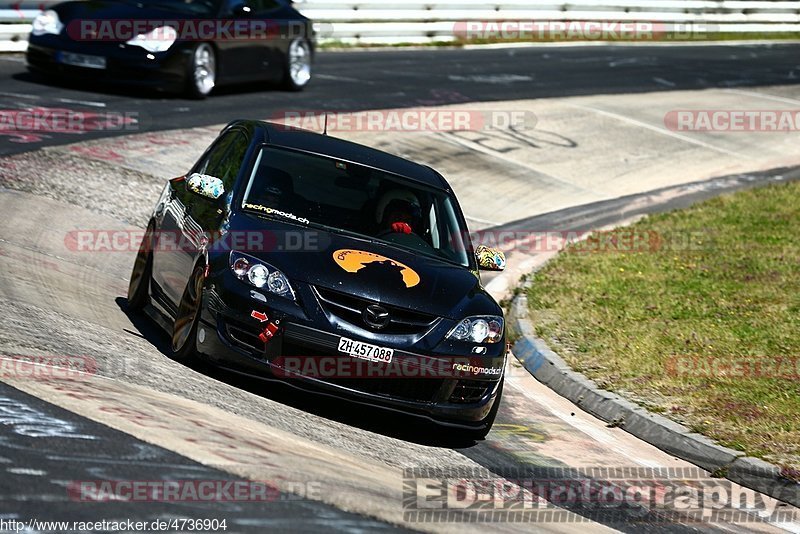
(195, 269, 505, 428)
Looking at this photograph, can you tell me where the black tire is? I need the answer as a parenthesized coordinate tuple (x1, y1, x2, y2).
(461, 378, 504, 441)
(185, 43, 216, 99)
(127, 225, 153, 312)
(171, 266, 205, 360)
(282, 38, 311, 91)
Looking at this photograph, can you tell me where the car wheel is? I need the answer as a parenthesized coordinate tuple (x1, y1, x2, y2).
(462, 378, 504, 441)
(171, 265, 205, 360)
(127, 225, 153, 312)
(186, 43, 216, 99)
(282, 38, 311, 91)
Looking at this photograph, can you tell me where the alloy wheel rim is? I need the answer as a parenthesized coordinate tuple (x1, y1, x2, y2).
(128, 235, 150, 299)
(193, 44, 216, 95)
(288, 39, 311, 87)
(172, 272, 202, 352)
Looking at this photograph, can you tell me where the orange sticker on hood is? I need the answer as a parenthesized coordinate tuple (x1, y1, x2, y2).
(332, 249, 420, 288)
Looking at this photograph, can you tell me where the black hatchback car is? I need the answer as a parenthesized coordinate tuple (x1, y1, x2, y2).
(27, 0, 314, 97)
(128, 120, 508, 438)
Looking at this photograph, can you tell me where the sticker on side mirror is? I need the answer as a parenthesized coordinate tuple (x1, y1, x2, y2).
(476, 245, 506, 271)
(187, 172, 225, 200)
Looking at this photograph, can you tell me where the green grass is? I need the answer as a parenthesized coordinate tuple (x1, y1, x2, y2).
(526, 181, 800, 472)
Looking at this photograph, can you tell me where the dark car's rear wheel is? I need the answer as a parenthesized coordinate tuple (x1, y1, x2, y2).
(172, 266, 204, 360)
(186, 43, 216, 99)
(127, 225, 153, 311)
(283, 38, 311, 91)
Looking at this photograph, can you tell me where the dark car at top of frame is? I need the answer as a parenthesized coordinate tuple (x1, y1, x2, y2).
(127, 120, 509, 439)
(26, 0, 314, 97)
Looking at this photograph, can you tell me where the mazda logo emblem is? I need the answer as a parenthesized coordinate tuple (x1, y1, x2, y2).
(363, 304, 390, 330)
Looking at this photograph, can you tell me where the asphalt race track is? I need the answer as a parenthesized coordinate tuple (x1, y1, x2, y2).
(1, 43, 800, 154)
(1, 43, 800, 532)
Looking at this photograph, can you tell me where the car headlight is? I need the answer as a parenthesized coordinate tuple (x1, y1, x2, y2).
(230, 251, 295, 301)
(31, 10, 63, 36)
(446, 316, 504, 344)
(126, 25, 177, 53)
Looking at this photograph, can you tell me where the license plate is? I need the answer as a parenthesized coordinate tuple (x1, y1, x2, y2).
(337, 337, 393, 363)
(58, 52, 107, 70)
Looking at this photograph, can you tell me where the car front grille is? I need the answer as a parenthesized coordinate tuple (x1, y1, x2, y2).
(224, 320, 266, 355)
(313, 286, 439, 335)
(449, 379, 491, 404)
(279, 339, 444, 403)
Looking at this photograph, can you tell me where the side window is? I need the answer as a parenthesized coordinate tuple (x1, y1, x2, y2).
(194, 130, 249, 193)
(250, 0, 281, 14)
(217, 132, 250, 192)
(188, 130, 250, 226)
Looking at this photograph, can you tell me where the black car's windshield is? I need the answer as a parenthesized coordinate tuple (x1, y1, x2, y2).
(131, 0, 221, 16)
(241, 145, 472, 267)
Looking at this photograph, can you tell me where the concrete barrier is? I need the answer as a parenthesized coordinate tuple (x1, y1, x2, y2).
(3, 0, 800, 51)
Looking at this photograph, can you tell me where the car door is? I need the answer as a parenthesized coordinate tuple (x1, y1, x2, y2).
(248, 0, 290, 80)
(215, 0, 283, 81)
(152, 129, 246, 315)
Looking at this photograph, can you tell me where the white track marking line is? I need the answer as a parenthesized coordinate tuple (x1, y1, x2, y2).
(465, 214, 501, 226)
(0, 93, 107, 108)
(506, 372, 662, 468)
(567, 103, 749, 159)
(722, 88, 800, 107)
(55, 98, 107, 108)
(436, 131, 605, 195)
(0, 92, 39, 101)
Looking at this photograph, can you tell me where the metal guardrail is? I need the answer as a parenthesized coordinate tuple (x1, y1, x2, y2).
(3, 0, 800, 51)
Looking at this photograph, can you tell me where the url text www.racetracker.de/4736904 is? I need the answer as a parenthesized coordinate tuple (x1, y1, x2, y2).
(0, 518, 228, 532)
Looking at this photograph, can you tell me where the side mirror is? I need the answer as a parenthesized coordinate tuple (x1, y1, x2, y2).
(186, 173, 225, 200)
(476, 245, 506, 271)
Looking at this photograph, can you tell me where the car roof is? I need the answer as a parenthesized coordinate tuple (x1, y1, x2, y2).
(230, 120, 449, 190)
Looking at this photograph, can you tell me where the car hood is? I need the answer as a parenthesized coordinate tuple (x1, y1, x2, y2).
(224, 213, 499, 320)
